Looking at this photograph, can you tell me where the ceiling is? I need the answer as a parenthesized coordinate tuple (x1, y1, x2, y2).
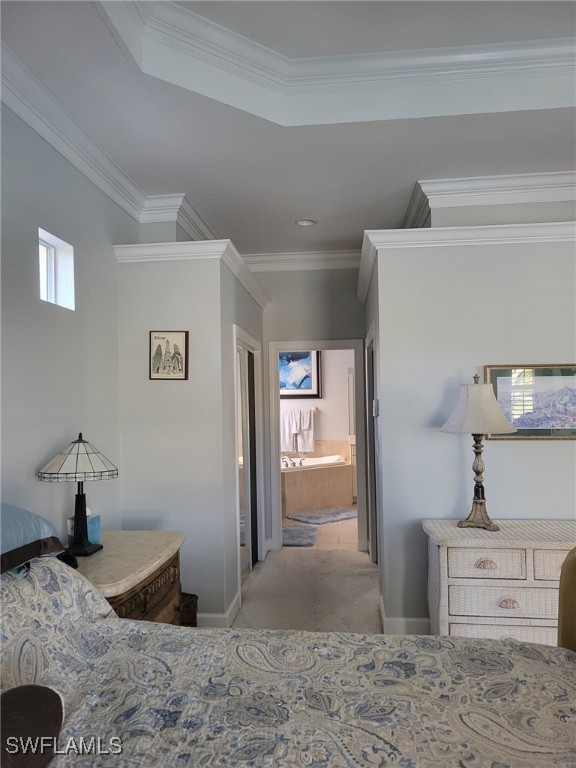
(2, 1, 575, 257)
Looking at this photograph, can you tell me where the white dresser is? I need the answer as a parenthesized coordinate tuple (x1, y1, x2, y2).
(422, 519, 576, 646)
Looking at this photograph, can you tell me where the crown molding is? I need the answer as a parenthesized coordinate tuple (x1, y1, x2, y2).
(114, 240, 225, 262)
(93, 0, 150, 68)
(1, 46, 215, 239)
(114, 240, 269, 309)
(358, 221, 576, 304)
(403, 172, 576, 228)
(244, 250, 361, 272)
(402, 186, 432, 230)
(422, 171, 576, 207)
(219, 241, 269, 308)
(1, 44, 145, 220)
(98, 2, 576, 125)
(177, 196, 215, 241)
(140, 195, 215, 240)
(139, 194, 186, 224)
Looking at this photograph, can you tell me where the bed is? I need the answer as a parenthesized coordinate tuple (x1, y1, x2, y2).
(2, 554, 575, 768)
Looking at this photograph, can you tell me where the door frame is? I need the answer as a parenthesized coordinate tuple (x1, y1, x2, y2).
(268, 339, 367, 551)
(365, 321, 379, 564)
(234, 326, 267, 579)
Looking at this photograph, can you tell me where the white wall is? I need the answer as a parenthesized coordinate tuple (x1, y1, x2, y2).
(1, 108, 138, 530)
(117, 255, 263, 622)
(117, 258, 227, 613)
(373, 234, 576, 627)
(1, 103, 266, 624)
(259, 269, 365, 343)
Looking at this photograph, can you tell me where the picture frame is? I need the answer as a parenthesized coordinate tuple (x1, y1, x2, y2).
(279, 351, 322, 398)
(149, 331, 189, 380)
(484, 364, 576, 439)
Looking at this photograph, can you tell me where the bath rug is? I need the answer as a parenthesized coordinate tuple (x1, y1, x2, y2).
(290, 508, 357, 525)
(282, 524, 317, 547)
(242, 524, 317, 547)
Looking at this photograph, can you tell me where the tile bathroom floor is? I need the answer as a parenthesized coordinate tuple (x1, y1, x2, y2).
(283, 516, 358, 550)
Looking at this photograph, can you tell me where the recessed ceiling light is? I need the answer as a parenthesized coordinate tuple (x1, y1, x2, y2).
(295, 218, 317, 227)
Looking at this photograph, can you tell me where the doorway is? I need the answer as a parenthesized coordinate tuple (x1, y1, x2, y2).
(234, 326, 265, 587)
(268, 339, 367, 552)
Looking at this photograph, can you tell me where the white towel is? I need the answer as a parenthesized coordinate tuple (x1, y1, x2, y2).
(280, 410, 300, 452)
(297, 408, 315, 452)
(289, 409, 301, 436)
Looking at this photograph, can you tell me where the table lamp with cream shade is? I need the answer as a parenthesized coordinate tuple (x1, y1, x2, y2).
(440, 375, 516, 531)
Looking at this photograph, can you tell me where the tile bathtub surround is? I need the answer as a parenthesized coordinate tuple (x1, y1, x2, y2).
(282, 464, 353, 516)
(285, 440, 351, 463)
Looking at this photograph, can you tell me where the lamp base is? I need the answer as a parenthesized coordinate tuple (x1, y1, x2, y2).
(69, 541, 103, 557)
(458, 500, 500, 532)
(70, 487, 103, 556)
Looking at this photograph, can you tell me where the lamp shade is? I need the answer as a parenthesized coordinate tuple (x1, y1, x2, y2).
(440, 382, 516, 435)
(38, 433, 118, 482)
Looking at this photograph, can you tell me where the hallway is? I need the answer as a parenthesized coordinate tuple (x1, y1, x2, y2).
(232, 520, 381, 633)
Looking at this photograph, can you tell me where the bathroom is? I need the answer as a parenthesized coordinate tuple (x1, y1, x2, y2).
(279, 349, 357, 520)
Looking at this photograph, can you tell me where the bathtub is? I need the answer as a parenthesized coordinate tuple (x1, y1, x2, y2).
(281, 455, 353, 516)
(281, 454, 346, 471)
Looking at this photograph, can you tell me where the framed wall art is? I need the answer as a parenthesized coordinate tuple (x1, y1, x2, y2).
(150, 331, 189, 380)
(484, 364, 576, 439)
(279, 350, 322, 398)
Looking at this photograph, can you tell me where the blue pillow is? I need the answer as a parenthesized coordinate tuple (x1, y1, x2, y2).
(1, 504, 64, 576)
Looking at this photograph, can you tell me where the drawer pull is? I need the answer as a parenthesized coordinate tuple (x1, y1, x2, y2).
(475, 558, 497, 570)
(498, 597, 519, 610)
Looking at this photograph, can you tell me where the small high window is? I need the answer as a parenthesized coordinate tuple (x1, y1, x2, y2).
(38, 228, 75, 310)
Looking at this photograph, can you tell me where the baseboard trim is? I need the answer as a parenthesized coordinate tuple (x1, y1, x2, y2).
(383, 617, 431, 635)
(197, 590, 241, 628)
(379, 594, 431, 635)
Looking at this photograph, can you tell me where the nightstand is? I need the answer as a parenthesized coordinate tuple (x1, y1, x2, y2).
(423, 519, 576, 645)
(76, 530, 185, 624)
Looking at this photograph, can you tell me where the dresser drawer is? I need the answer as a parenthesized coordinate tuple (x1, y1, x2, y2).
(533, 549, 568, 581)
(449, 622, 557, 646)
(145, 584, 181, 625)
(447, 547, 526, 579)
(108, 552, 181, 622)
(449, 585, 558, 619)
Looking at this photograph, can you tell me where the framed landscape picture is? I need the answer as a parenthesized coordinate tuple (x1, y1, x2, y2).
(150, 331, 189, 380)
(484, 364, 576, 439)
(279, 350, 322, 398)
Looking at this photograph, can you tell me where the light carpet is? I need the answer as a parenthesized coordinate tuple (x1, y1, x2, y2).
(290, 507, 357, 525)
(282, 524, 317, 547)
(232, 549, 381, 633)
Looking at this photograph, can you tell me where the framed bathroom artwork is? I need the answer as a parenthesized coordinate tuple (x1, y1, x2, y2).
(484, 363, 576, 439)
(279, 350, 322, 398)
(149, 331, 189, 380)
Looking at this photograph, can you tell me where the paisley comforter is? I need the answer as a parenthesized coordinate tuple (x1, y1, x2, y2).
(2, 557, 575, 767)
